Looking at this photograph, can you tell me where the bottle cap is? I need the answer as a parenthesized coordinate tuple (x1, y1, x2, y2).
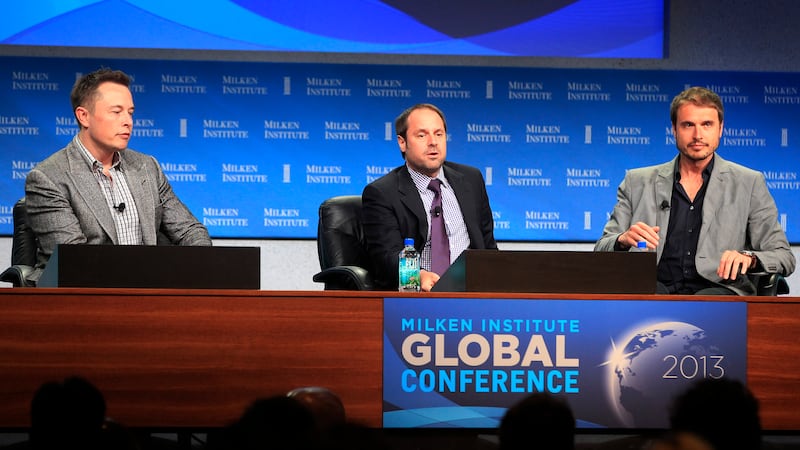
(404, 238, 414, 246)
(637, 241, 647, 249)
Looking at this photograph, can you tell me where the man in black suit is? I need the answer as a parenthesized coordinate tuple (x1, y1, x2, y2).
(362, 103, 497, 291)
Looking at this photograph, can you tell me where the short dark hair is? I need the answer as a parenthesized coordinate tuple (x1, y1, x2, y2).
(669, 378, 761, 450)
(70, 68, 131, 115)
(29, 376, 107, 447)
(225, 395, 317, 450)
(394, 103, 447, 140)
(499, 393, 575, 450)
(670, 86, 724, 127)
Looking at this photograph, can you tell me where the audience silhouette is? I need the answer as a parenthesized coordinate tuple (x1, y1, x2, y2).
(209, 395, 317, 450)
(498, 392, 575, 450)
(611, 377, 763, 450)
(206, 388, 394, 450)
(29, 376, 106, 448)
(659, 377, 761, 450)
(4, 376, 789, 450)
(313, 422, 390, 450)
(651, 431, 715, 450)
(286, 386, 347, 435)
(25, 376, 137, 450)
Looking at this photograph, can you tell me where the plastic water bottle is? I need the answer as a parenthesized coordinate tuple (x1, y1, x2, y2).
(398, 238, 421, 292)
(633, 240, 649, 252)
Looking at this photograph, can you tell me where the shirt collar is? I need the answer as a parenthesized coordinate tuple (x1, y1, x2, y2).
(75, 135, 122, 172)
(674, 154, 715, 182)
(406, 164, 450, 194)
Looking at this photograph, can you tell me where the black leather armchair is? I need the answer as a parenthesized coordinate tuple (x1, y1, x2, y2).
(1, 198, 37, 287)
(749, 271, 790, 296)
(312, 195, 374, 290)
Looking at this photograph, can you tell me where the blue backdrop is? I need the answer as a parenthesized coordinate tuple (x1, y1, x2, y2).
(2, 56, 798, 242)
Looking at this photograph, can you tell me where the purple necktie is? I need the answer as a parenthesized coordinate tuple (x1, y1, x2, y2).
(428, 179, 450, 275)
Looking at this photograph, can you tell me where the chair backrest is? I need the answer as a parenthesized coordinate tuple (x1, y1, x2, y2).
(11, 198, 36, 267)
(316, 195, 372, 273)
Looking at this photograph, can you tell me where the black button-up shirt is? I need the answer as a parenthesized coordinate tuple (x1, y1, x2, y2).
(657, 157, 716, 294)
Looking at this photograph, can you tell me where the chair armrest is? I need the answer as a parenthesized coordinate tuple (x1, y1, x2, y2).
(748, 271, 790, 296)
(0, 264, 37, 287)
(313, 266, 374, 291)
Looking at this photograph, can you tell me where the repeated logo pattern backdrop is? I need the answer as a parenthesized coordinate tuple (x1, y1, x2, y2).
(1, 56, 798, 241)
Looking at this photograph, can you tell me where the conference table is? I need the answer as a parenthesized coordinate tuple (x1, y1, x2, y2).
(0, 288, 798, 432)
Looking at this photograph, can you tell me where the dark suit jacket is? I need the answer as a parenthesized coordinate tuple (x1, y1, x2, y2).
(362, 161, 497, 290)
(25, 138, 212, 281)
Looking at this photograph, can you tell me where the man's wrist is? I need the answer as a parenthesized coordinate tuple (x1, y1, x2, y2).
(740, 250, 758, 269)
(613, 234, 629, 251)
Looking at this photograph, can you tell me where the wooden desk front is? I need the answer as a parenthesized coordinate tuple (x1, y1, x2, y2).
(0, 289, 797, 430)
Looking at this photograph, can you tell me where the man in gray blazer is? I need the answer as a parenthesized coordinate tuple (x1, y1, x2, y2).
(25, 68, 211, 282)
(362, 104, 497, 291)
(595, 86, 794, 295)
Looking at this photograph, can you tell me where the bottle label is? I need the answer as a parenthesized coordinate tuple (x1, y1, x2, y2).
(399, 257, 420, 290)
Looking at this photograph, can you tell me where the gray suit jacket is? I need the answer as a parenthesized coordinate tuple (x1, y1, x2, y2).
(25, 138, 211, 281)
(595, 155, 795, 295)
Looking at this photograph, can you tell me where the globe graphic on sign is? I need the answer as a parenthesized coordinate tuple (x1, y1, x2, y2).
(606, 321, 722, 428)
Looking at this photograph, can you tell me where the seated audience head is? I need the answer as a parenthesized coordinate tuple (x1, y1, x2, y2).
(315, 421, 390, 450)
(29, 376, 108, 449)
(499, 392, 575, 450)
(225, 395, 317, 450)
(287, 386, 346, 433)
(668, 377, 761, 450)
(652, 431, 715, 450)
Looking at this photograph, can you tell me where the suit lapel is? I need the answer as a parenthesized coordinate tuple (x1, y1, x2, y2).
(443, 164, 478, 236)
(654, 159, 675, 262)
(698, 156, 728, 258)
(65, 143, 119, 243)
(396, 167, 428, 240)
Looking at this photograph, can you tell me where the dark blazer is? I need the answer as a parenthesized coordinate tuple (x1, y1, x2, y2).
(362, 161, 497, 290)
(595, 154, 795, 295)
(25, 138, 212, 281)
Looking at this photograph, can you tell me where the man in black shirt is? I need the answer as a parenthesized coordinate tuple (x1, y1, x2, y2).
(595, 87, 794, 295)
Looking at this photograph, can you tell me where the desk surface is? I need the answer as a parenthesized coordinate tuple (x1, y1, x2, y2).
(0, 289, 797, 430)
